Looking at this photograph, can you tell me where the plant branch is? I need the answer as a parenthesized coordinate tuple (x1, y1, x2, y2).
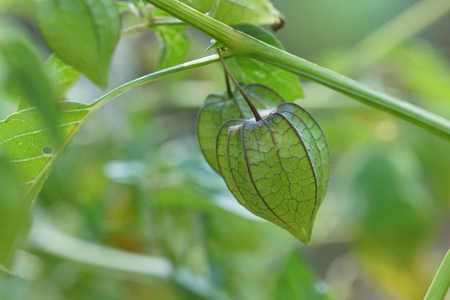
(30, 218, 174, 278)
(89, 54, 224, 112)
(121, 17, 184, 38)
(28, 213, 220, 298)
(145, 0, 450, 140)
(217, 48, 262, 121)
(424, 249, 450, 300)
(333, 0, 450, 74)
(353, 0, 450, 70)
(224, 68, 233, 99)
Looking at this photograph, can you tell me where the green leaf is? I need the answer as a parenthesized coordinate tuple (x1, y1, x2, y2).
(179, 0, 284, 27)
(34, 0, 120, 88)
(211, 0, 284, 27)
(0, 154, 28, 267)
(197, 84, 285, 173)
(205, 39, 222, 51)
(117, 0, 143, 15)
(350, 148, 434, 299)
(178, 0, 213, 13)
(215, 103, 330, 244)
(0, 0, 28, 13)
(0, 102, 92, 205)
(45, 54, 81, 100)
(275, 251, 334, 300)
(228, 25, 303, 101)
(152, 11, 190, 70)
(0, 24, 60, 142)
(390, 43, 450, 102)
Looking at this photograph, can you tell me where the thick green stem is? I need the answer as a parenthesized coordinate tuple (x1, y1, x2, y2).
(145, 0, 450, 140)
(425, 249, 450, 300)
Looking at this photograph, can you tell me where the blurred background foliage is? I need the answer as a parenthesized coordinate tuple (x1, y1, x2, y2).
(0, 0, 449, 299)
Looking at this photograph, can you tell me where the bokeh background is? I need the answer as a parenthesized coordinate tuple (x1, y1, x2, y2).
(0, 0, 449, 299)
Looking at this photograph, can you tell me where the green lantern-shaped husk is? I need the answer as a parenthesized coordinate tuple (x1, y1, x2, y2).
(215, 102, 330, 244)
(197, 84, 285, 173)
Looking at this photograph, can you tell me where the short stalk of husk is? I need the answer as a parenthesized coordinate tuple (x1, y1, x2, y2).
(216, 48, 262, 121)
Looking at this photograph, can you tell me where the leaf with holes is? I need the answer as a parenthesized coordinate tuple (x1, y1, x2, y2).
(216, 102, 330, 244)
(197, 84, 285, 173)
(0, 102, 93, 205)
(34, 0, 120, 88)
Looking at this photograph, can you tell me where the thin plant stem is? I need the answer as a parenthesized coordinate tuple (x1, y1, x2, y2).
(29, 215, 220, 298)
(121, 17, 184, 38)
(121, 23, 151, 38)
(333, 0, 450, 74)
(424, 249, 450, 300)
(353, 0, 450, 70)
(216, 48, 262, 121)
(90, 54, 223, 110)
(224, 68, 233, 98)
(30, 217, 174, 278)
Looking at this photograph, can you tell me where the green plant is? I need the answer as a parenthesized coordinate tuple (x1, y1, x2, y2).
(0, 0, 449, 299)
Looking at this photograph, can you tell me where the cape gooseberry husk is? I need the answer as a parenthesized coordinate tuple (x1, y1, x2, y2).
(197, 84, 285, 173)
(216, 102, 330, 244)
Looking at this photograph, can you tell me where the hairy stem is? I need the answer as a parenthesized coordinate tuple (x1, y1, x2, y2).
(145, 0, 450, 140)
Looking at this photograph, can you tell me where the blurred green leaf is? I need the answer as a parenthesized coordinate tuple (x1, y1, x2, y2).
(389, 42, 450, 103)
(411, 131, 450, 207)
(0, 0, 28, 13)
(179, 0, 283, 27)
(152, 11, 190, 70)
(228, 25, 303, 101)
(351, 148, 435, 299)
(34, 0, 120, 88)
(178, 0, 213, 13)
(0, 24, 60, 141)
(211, 0, 284, 27)
(45, 54, 81, 100)
(0, 102, 92, 206)
(117, 0, 143, 15)
(274, 251, 334, 300)
(154, 188, 219, 212)
(0, 153, 28, 267)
